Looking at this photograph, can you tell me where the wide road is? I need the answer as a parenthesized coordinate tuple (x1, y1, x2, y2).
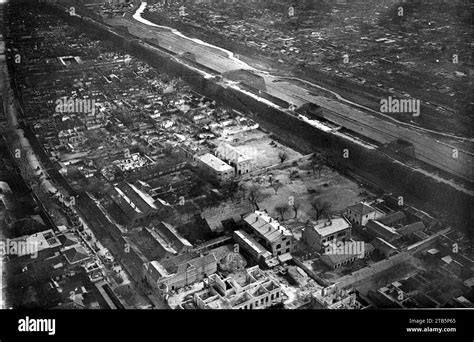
(103, 3, 473, 184)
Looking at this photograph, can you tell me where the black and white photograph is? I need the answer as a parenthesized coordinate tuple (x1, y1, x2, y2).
(0, 0, 472, 340)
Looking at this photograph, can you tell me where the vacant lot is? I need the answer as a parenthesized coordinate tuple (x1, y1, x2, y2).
(240, 159, 371, 228)
(218, 129, 301, 168)
(195, 129, 375, 251)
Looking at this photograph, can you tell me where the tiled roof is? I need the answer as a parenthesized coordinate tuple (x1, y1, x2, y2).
(378, 211, 406, 226)
(156, 221, 192, 252)
(160, 251, 200, 274)
(58, 233, 79, 248)
(243, 211, 292, 243)
(347, 203, 375, 215)
(159, 252, 217, 275)
(116, 182, 157, 214)
(64, 246, 90, 264)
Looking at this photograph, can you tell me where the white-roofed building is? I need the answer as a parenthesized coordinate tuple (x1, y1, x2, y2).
(195, 153, 234, 184)
(242, 211, 294, 257)
(215, 143, 256, 176)
(303, 217, 352, 252)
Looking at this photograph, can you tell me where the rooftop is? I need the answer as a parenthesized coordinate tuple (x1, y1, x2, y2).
(243, 211, 292, 243)
(196, 153, 234, 172)
(347, 202, 375, 215)
(64, 246, 90, 265)
(234, 230, 271, 259)
(149, 221, 192, 254)
(215, 143, 252, 163)
(378, 211, 406, 226)
(366, 220, 401, 237)
(313, 217, 351, 237)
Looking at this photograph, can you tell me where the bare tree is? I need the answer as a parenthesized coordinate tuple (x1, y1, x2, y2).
(311, 154, 323, 178)
(240, 184, 246, 200)
(317, 161, 323, 178)
(292, 200, 301, 218)
(278, 151, 288, 163)
(275, 203, 290, 221)
(247, 184, 264, 210)
(271, 181, 282, 194)
(224, 180, 239, 201)
(310, 198, 331, 220)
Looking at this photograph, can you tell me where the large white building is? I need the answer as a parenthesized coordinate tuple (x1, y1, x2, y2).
(215, 143, 256, 176)
(195, 153, 235, 183)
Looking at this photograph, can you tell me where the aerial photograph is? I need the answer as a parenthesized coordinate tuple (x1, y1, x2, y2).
(0, 0, 472, 337)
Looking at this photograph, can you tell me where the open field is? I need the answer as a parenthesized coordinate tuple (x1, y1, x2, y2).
(218, 129, 302, 168)
(240, 158, 371, 226)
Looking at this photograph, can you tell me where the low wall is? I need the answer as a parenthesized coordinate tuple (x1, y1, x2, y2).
(334, 252, 414, 290)
(293, 257, 330, 287)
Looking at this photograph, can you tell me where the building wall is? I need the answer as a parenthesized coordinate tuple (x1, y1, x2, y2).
(346, 208, 377, 226)
(303, 225, 351, 252)
(216, 168, 235, 183)
(158, 260, 218, 292)
(144, 263, 165, 290)
(243, 221, 294, 257)
(366, 221, 400, 242)
(233, 230, 270, 261)
(322, 255, 359, 270)
(378, 248, 398, 258)
(195, 271, 283, 309)
(269, 235, 293, 256)
(235, 158, 255, 176)
(196, 285, 282, 310)
(235, 287, 282, 310)
(215, 144, 256, 176)
(195, 155, 234, 183)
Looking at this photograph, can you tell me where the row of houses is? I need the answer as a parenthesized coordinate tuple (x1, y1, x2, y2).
(106, 181, 172, 227)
